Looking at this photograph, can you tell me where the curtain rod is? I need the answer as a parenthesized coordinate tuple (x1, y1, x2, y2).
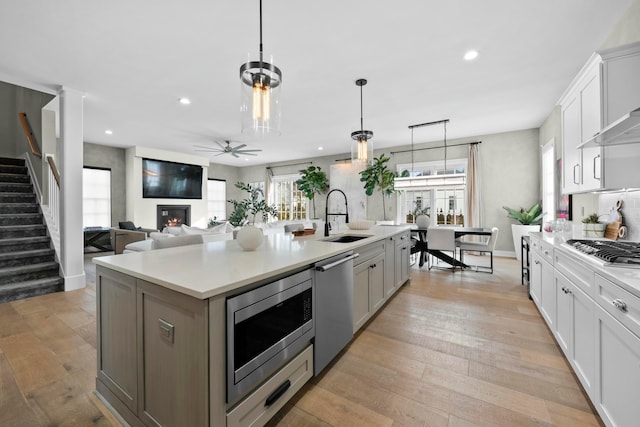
(266, 161, 312, 170)
(390, 141, 481, 155)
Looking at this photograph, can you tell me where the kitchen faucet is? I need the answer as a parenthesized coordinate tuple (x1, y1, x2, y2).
(324, 189, 349, 236)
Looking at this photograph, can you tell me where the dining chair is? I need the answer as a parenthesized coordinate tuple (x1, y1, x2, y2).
(426, 227, 458, 271)
(457, 227, 499, 273)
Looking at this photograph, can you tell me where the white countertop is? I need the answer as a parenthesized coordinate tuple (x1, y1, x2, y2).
(93, 225, 411, 299)
(530, 232, 640, 298)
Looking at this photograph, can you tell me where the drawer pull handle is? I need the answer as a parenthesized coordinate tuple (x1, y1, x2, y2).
(370, 263, 377, 269)
(265, 379, 291, 407)
(612, 299, 628, 312)
(534, 260, 541, 265)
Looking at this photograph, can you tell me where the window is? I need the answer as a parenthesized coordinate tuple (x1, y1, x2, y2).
(396, 159, 466, 226)
(207, 179, 227, 221)
(541, 140, 555, 222)
(83, 167, 111, 228)
(270, 175, 308, 221)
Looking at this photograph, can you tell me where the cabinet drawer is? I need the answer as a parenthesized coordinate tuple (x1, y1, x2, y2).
(540, 240, 554, 265)
(395, 231, 411, 247)
(354, 240, 385, 266)
(227, 345, 313, 427)
(554, 250, 594, 298)
(530, 235, 541, 252)
(595, 274, 640, 339)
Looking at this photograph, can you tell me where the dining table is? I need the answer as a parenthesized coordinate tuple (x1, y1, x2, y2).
(410, 226, 493, 268)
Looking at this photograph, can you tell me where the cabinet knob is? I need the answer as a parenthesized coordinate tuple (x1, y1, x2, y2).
(612, 298, 628, 312)
(370, 263, 376, 269)
(534, 260, 541, 265)
(544, 250, 549, 255)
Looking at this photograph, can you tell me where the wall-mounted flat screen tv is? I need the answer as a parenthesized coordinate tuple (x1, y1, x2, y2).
(142, 158, 203, 199)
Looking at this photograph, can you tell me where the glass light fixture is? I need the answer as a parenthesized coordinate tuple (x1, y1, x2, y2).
(394, 119, 466, 188)
(240, 0, 282, 136)
(351, 79, 373, 164)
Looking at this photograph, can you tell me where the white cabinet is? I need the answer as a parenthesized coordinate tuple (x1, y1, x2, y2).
(554, 270, 595, 398)
(594, 304, 640, 427)
(395, 232, 411, 288)
(560, 42, 640, 194)
(530, 238, 555, 327)
(353, 241, 386, 332)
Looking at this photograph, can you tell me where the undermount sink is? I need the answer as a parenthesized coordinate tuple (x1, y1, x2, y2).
(322, 235, 371, 243)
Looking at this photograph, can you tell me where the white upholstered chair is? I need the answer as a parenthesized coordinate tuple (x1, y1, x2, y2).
(427, 227, 458, 271)
(457, 227, 499, 273)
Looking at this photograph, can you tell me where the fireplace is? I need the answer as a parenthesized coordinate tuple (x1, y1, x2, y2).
(157, 205, 191, 230)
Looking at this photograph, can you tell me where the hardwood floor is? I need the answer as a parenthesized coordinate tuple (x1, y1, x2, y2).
(0, 254, 603, 427)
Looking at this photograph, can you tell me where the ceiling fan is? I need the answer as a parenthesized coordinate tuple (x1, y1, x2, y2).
(193, 140, 262, 158)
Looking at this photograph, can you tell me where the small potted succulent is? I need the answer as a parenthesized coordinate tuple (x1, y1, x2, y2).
(582, 213, 606, 238)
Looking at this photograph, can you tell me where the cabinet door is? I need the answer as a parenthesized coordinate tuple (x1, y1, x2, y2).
(554, 271, 573, 358)
(539, 258, 555, 329)
(581, 147, 603, 191)
(530, 252, 542, 306)
(353, 261, 371, 331)
(137, 280, 208, 427)
(571, 281, 595, 398)
(580, 69, 601, 144)
(384, 236, 396, 298)
(602, 51, 640, 126)
(369, 253, 386, 312)
(562, 96, 582, 193)
(397, 241, 411, 286)
(594, 304, 640, 427)
(96, 267, 138, 414)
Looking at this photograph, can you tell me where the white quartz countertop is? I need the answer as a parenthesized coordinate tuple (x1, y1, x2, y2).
(530, 232, 640, 298)
(93, 225, 411, 299)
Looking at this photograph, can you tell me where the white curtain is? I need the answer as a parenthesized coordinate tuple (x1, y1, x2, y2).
(465, 143, 483, 228)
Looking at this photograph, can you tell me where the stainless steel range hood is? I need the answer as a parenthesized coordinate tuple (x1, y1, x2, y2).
(578, 107, 640, 148)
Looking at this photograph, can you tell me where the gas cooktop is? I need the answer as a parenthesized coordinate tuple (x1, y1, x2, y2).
(566, 239, 640, 266)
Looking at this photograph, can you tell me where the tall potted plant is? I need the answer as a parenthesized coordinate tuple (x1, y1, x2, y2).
(295, 165, 329, 219)
(359, 154, 397, 221)
(503, 203, 543, 260)
(228, 182, 278, 250)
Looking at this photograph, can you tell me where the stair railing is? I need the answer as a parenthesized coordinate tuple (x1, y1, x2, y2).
(42, 155, 61, 256)
(19, 112, 42, 159)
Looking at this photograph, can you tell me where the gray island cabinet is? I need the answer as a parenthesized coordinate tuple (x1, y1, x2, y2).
(94, 226, 412, 427)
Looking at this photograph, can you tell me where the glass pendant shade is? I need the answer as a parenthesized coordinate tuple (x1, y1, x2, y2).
(351, 133, 373, 164)
(350, 78, 373, 164)
(240, 54, 282, 136)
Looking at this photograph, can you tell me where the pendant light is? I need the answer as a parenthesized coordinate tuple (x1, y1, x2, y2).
(394, 119, 466, 188)
(351, 79, 373, 164)
(240, 0, 282, 136)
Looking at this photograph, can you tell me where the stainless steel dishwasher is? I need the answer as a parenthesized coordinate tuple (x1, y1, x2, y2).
(313, 250, 359, 375)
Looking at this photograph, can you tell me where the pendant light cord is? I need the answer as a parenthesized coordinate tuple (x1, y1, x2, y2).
(259, 0, 264, 64)
(359, 84, 364, 133)
(411, 127, 414, 175)
(443, 120, 447, 172)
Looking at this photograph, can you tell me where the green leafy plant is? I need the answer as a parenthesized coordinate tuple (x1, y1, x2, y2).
(227, 182, 278, 226)
(359, 154, 398, 220)
(295, 165, 329, 219)
(503, 203, 543, 225)
(582, 213, 601, 224)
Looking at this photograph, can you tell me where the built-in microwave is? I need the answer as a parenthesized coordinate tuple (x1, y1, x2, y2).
(226, 268, 314, 404)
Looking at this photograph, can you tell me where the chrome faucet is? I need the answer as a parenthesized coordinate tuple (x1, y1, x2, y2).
(324, 189, 349, 236)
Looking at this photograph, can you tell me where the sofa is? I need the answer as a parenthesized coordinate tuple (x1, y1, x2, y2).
(119, 220, 323, 254)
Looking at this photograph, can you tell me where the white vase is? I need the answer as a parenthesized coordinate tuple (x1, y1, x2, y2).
(416, 214, 430, 228)
(512, 224, 540, 260)
(236, 225, 263, 251)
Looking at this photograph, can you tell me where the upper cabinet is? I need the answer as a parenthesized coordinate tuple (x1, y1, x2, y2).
(559, 42, 640, 194)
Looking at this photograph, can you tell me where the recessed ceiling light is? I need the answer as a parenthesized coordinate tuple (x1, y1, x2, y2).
(464, 50, 479, 61)
(105, 130, 113, 135)
(245, 158, 249, 161)
(318, 146, 323, 151)
(178, 97, 191, 105)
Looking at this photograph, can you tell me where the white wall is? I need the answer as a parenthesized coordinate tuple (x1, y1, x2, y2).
(125, 146, 209, 229)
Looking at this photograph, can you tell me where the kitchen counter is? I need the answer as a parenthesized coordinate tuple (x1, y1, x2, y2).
(93, 225, 411, 299)
(530, 231, 640, 298)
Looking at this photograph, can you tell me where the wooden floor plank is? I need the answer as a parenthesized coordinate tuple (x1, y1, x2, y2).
(0, 353, 42, 427)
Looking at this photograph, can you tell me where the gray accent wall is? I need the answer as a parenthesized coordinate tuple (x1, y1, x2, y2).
(84, 142, 127, 227)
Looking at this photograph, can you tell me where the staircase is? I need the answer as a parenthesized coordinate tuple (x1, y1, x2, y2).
(0, 157, 64, 303)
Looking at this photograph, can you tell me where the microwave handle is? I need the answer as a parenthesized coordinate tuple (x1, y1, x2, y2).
(315, 253, 359, 272)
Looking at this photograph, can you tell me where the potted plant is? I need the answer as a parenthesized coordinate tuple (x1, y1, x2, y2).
(359, 154, 398, 221)
(582, 213, 606, 237)
(295, 165, 329, 219)
(228, 182, 278, 250)
(503, 203, 543, 260)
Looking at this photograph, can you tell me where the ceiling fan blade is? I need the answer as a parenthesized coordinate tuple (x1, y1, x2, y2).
(193, 144, 218, 152)
(214, 152, 226, 156)
(214, 141, 227, 150)
(236, 149, 262, 153)
(232, 152, 239, 158)
(242, 152, 258, 156)
(232, 144, 247, 151)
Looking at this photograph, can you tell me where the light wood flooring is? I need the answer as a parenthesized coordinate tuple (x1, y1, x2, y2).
(0, 253, 603, 427)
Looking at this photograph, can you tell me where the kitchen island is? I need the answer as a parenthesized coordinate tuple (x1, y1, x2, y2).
(93, 225, 412, 427)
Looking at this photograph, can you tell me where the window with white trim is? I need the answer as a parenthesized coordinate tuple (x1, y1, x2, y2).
(541, 140, 555, 222)
(83, 167, 111, 228)
(269, 174, 308, 221)
(207, 179, 227, 221)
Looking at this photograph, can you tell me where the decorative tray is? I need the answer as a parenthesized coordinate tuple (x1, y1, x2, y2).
(292, 229, 316, 236)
